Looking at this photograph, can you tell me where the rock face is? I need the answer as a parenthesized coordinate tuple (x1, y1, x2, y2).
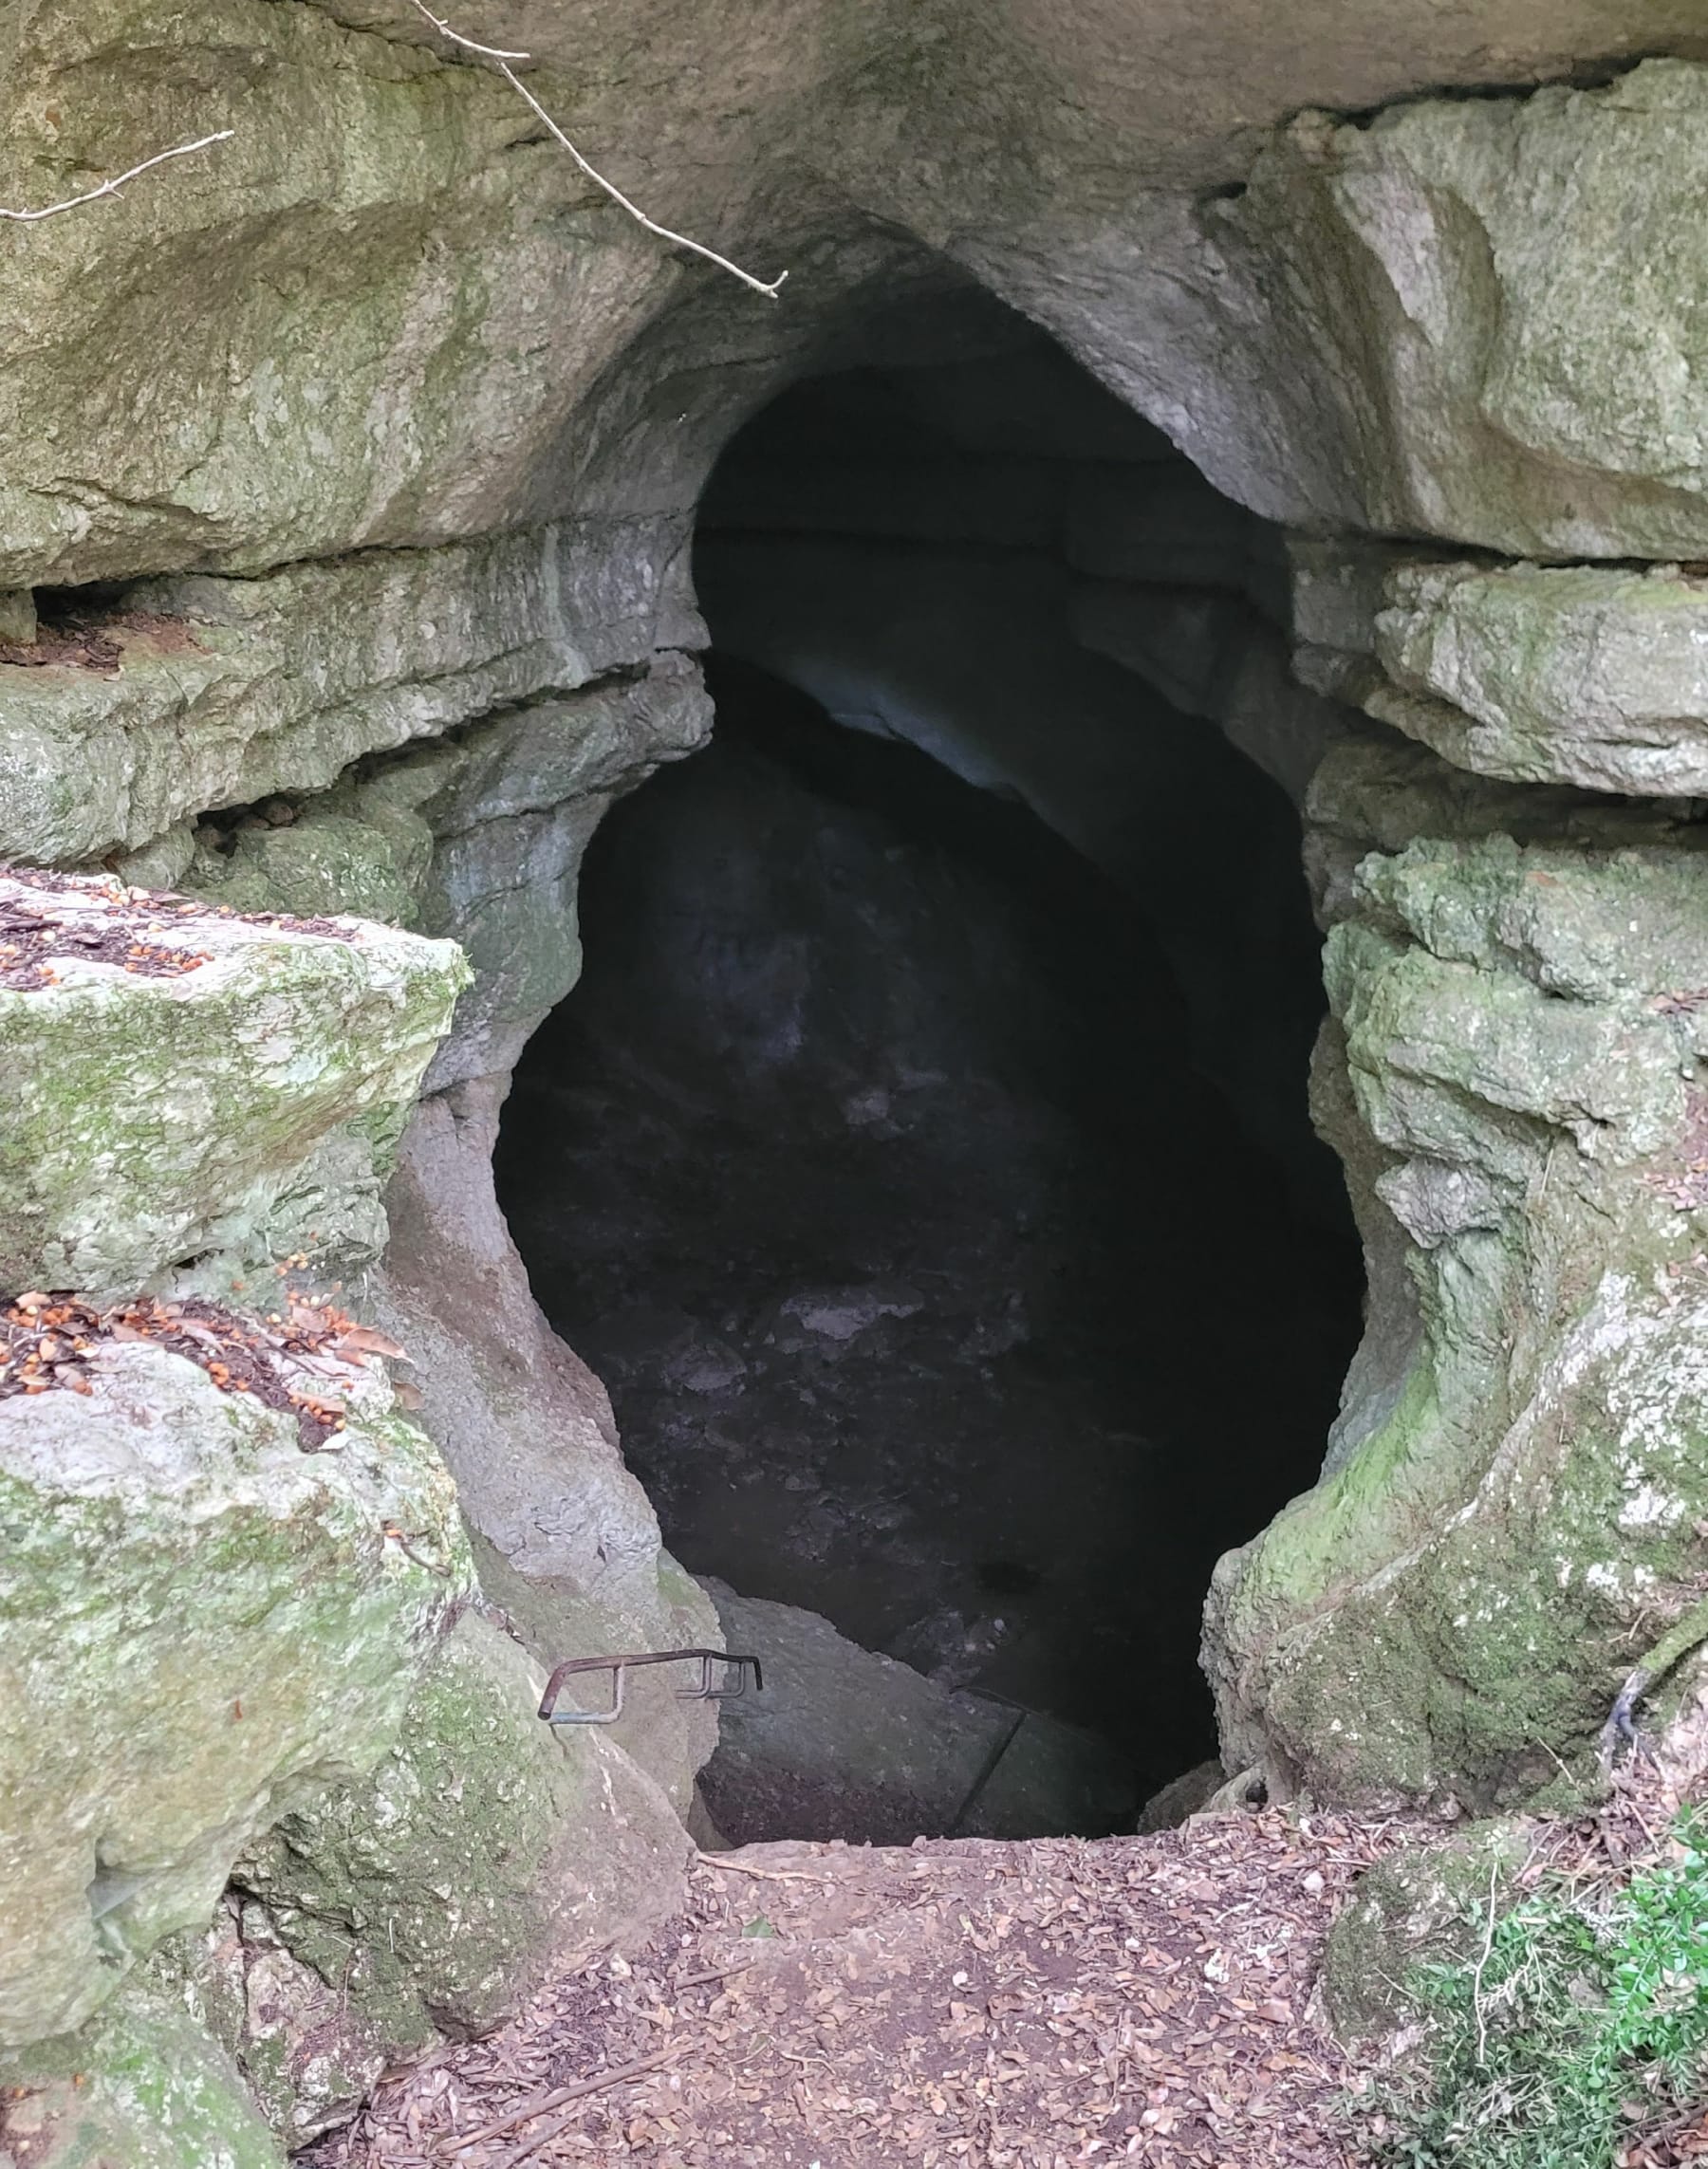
(371, 1080, 721, 1808)
(6, 5, 1708, 602)
(0, 872, 467, 1295)
(14, 0, 1708, 2144)
(1214, 64, 1708, 551)
(0, 862, 700, 2156)
(1205, 731, 1708, 1807)
(1367, 562, 1708, 799)
(0, 531, 660, 871)
(0, 1340, 468, 2049)
(0, 1968, 286, 2169)
(223, 1613, 692, 2141)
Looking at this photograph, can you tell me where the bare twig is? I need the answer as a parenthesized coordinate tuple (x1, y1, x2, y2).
(441, 2046, 679, 2156)
(0, 132, 233, 224)
(403, 0, 786, 299)
(1471, 1854, 1501, 2067)
(672, 1957, 754, 1992)
(695, 1853, 824, 1883)
(490, 2048, 681, 2167)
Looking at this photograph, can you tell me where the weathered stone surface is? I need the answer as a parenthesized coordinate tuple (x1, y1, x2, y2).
(418, 655, 713, 1090)
(1135, 1760, 1225, 1836)
(5, 0, 1700, 606)
(0, 528, 667, 869)
(368, 1080, 720, 1808)
(0, 1340, 470, 2049)
(174, 658, 712, 1087)
(700, 1584, 1137, 1845)
(1366, 561, 1708, 798)
(223, 1613, 691, 2140)
(1320, 1822, 1528, 2048)
(0, 872, 467, 1296)
(1215, 62, 1708, 554)
(0, 0, 684, 591)
(0, 1970, 285, 2169)
(1205, 747, 1708, 1808)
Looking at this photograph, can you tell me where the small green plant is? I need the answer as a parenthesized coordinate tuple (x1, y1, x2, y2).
(1370, 1813, 1708, 2169)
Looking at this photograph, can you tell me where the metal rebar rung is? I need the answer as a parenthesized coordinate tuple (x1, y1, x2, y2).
(537, 1646, 764, 1726)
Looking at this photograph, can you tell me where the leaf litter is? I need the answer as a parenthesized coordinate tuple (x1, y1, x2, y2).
(311, 1809, 1429, 2169)
(0, 1288, 406, 1450)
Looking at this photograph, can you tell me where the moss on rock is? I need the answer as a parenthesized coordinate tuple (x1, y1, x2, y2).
(0, 871, 468, 1295)
(227, 1614, 691, 2138)
(1206, 736, 1708, 1808)
(0, 1340, 472, 2051)
(1321, 1822, 1530, 2048)
(0, 1972, 285, 2169)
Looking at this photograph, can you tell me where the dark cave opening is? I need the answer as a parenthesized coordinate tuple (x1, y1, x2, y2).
(495, 331, 1365, 1844)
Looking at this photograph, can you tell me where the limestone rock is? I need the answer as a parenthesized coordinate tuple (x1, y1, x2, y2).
(1320, 1823, 1528, 2048)
(176, 658, 714, 1090)
(418, 656, 714, 1090)
(1223, 63, 1708, 556)
(1367, 561, 1708, 797)
(226, 1613, 692, 2140)
(5, 0, 1697, 608)
(0, 1971, 285, 2169)
(0, 871, 467, 1296)
(369, 1080, 721, 1808)
(1205, 759, 1708, 1808)
(699, 1584, 1138, 1845)
(0, 528, 648, 869)
(1135, 1760, 1226, 1836)
(0, 1339, 470, 2050)
(0, 0, 677, 591)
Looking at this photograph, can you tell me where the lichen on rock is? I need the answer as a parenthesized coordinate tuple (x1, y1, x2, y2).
(0, 1337, 471, 2051)
(221, 1613, 692, 2140)
(0, 1966, 287, 2169)
(0, 871, 468, 1295)
(1205, 732, 1708, 1808)
(1302, 554, 1708, 799)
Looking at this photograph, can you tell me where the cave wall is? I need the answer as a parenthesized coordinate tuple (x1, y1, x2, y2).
(8, 2, 1708, 2150)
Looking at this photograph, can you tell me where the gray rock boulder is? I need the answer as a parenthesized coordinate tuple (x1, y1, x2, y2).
(699, 1583, 1137, 1845)
(0, 871, 467, 1296)
(0, 1340, 470, 2050)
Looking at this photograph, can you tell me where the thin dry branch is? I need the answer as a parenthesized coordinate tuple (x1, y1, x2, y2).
(404, 0, 787, 299)
(0, 131, 233, 223)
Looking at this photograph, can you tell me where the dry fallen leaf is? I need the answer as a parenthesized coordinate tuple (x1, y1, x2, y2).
(332, 1326, 409, 1363)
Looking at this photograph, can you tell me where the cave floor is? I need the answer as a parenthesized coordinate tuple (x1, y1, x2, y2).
(314, 1811, 1411, 2169)
(305, 1759, 1708, 2169)
(502, 1029, 1361, 1800)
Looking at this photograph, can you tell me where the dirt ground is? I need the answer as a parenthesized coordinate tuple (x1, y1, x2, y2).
(314, 1811, 1413, 2169)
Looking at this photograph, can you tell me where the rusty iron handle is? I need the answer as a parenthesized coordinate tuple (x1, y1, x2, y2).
(538, 1647, 764, 1726)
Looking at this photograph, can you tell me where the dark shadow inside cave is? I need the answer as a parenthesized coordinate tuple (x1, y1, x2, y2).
(495, 325, 1365, 1843)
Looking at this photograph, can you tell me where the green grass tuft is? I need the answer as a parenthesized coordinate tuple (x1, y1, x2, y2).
(1371, 1812, 1708, 2169)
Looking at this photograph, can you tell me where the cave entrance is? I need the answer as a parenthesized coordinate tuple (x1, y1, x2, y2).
(495, 321, 1365, 1845)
